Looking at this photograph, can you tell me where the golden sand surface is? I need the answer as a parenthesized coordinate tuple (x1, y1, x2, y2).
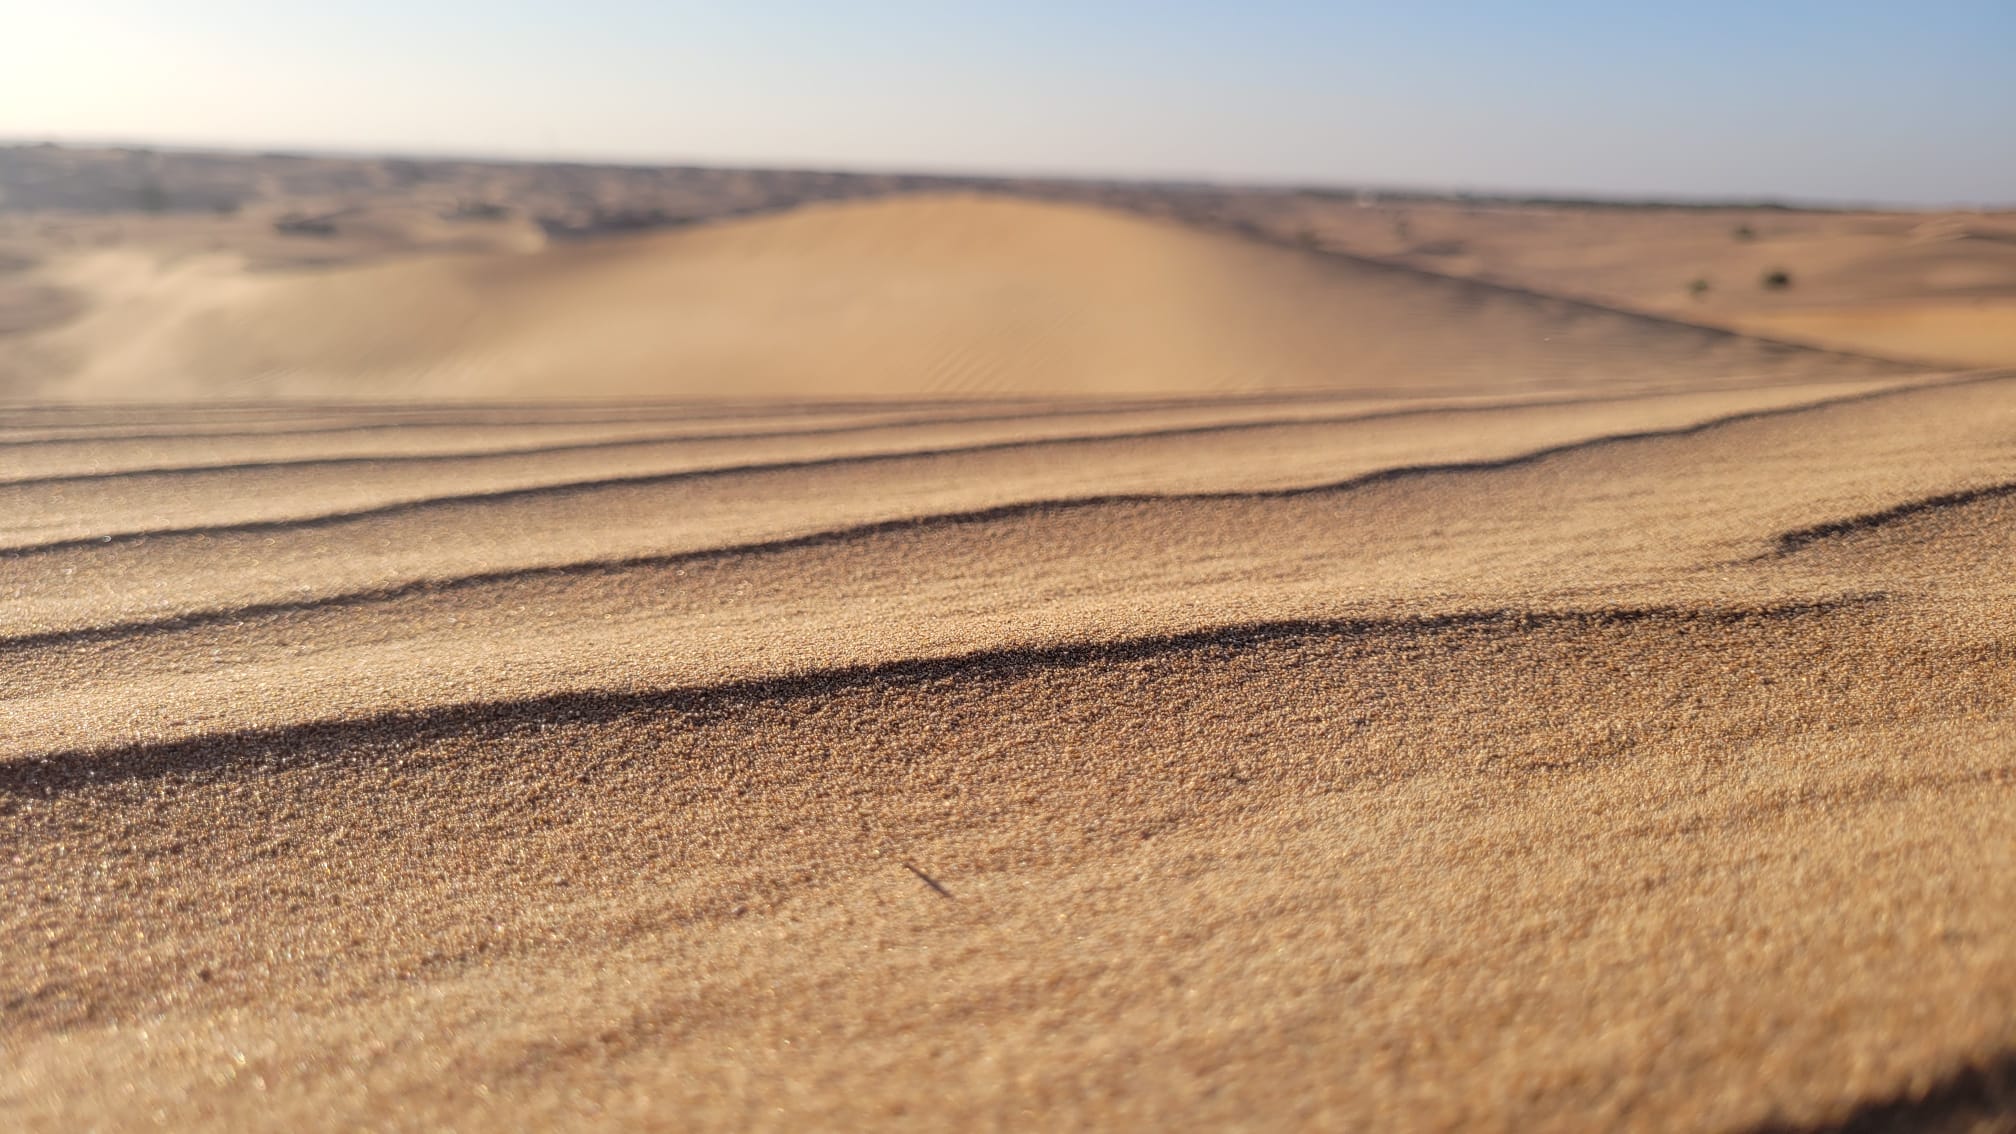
(3, 194, 2013, 1132)
(1209, 198, 2016, 368)
(2, 194, 1910, 400)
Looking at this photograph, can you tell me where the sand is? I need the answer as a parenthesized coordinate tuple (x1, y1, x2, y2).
(3, 190, 2014, 1132)
(3, 194, 1909, 401)
(1176, 197, 2016, 368)
(1727, 298, 2016, 369)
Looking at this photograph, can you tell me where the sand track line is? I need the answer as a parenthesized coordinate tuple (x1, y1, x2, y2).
(1, 373, 1993, 561)
(0, 597, 1880, 790)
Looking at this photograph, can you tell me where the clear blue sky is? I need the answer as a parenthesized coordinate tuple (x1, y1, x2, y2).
(6, 1, 2012, 204)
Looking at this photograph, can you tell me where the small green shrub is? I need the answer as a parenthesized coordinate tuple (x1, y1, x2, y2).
(1761, 268, 1793, 290)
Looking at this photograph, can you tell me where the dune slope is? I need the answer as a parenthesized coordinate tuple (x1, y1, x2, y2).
(6, 194, 1911, 401)
(4, 193, 2011, 1131)
(5, 363, 2015, 1130)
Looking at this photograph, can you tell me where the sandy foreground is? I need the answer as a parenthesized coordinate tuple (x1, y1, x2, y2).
(3, 193, 2015, 1132)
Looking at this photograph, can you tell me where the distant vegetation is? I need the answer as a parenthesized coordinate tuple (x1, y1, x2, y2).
(1688, 278, 1711, 298)
(1733, 223, 1757, 241)
(1296, 187, 1810, 212)
(274, 213, 338, 237)
(446, 199, 512, 221)
(1761, 268, 1793, 290)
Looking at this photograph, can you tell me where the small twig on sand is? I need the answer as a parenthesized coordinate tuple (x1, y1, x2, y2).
(902, 861, 954, 900)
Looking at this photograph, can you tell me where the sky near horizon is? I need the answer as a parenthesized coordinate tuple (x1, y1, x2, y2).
(5, 1, 2013, 205)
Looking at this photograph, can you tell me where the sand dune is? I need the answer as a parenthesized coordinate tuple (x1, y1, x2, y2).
(1187, 193, 2016, 367)
(7, 194, 1906, 401)
(4, 193, 2014, 1131)
(1728, 298, 2016, 368)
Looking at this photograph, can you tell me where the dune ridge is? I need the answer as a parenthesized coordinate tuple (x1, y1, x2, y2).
(7, 193, 1913, 402)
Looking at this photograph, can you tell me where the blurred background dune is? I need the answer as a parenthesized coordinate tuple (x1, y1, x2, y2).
(6, 144, 2009, 402)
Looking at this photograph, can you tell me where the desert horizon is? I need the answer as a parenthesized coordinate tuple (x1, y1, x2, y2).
(6, 6, 2016, 1129)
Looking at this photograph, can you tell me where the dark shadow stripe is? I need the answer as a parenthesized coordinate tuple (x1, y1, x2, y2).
(0, 598, 1873, 796)
(1775, 480, 2016, 554)
(2, 372, 1988, 562)
(1745, 1050, 2016, 1133)
(0, 389, 1656, 490)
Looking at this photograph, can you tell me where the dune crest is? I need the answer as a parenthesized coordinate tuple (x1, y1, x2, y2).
(9, 193, 1907, 402)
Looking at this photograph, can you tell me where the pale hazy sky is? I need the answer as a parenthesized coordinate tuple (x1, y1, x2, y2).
(6, 1, 2013, 204)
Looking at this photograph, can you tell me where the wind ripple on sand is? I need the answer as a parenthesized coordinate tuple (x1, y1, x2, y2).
(3, 208, 2013, 1128)
(4, 373, 2016, 759)
(1, 376, 1997, 639)
(5, 596, 2013, 1131)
